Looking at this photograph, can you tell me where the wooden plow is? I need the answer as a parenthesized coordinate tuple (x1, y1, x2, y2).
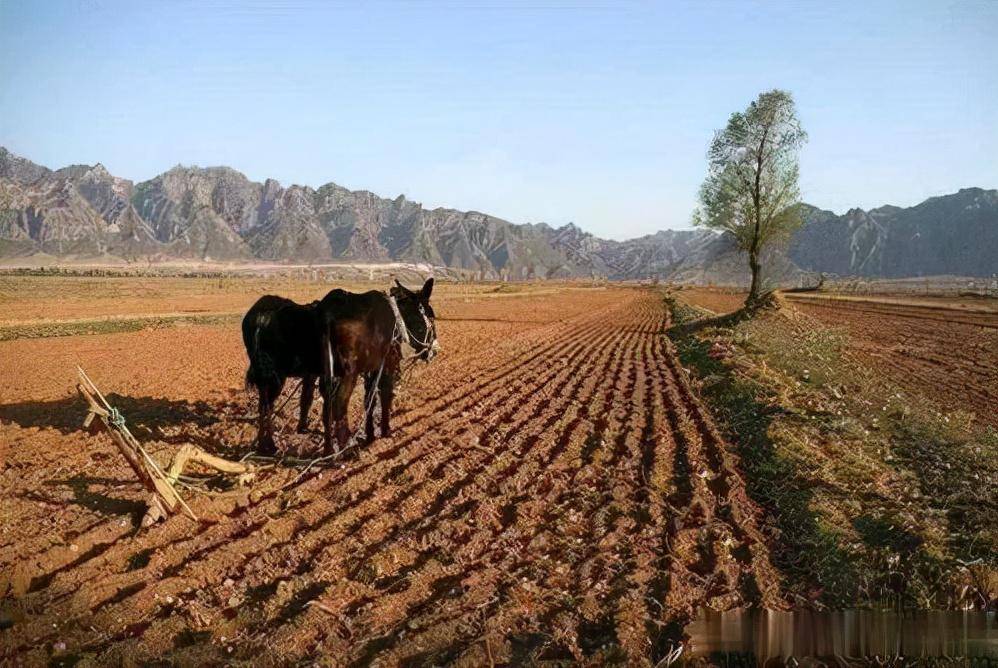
(76, 367, 255, 528)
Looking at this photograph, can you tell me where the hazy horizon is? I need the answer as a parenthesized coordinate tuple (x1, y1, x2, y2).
(2, 0, 996, 240)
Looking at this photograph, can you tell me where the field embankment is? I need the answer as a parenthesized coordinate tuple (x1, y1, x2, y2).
(666, 290, 998, 612)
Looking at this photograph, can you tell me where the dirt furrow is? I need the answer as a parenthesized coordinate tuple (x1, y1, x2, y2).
(612, 310, 681, 663)
(436, 305, 654, 665)
(359, 306, 659, 665)
(655, 333, 783, 625)
(0, 295, 603, 581)
(786, 296, 998, 330)
(64, 302, 638, 662)
(1, 288, 797, 666)
(5, 298, 640, 661)
(251, 317, 639, 663)
(442, 309, 657, 665)
(453, 305, 675, 665)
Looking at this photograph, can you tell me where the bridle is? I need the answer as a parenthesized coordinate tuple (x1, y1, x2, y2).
(386, 293, 436, 360)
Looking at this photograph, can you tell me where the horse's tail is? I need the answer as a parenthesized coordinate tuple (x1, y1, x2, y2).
(244, 313, 278, 391)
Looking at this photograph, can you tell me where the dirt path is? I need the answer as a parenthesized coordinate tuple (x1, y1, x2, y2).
(1, 287, 780, 665)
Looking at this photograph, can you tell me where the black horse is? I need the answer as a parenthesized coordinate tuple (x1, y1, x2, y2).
(241, 279, 438, 455)
(317, 278, 438, 455)
(241, 295, 322, 454)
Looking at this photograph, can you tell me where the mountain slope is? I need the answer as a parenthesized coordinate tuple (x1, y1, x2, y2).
(0, 149, 160, 258)
(1, 147, 994, 279)
(789, 190, 998, 278)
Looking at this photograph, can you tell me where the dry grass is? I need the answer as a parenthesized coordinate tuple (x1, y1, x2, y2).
(666, 292, 998, 610)
(678, 286, 998, 430)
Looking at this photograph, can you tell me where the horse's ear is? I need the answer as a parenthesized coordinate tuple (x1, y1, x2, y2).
(421, 277, 434, 300)
(392, 279, 412, 297)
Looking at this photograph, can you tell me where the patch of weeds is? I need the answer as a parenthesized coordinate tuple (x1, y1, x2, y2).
(887, 407, 998, 566)
(580, 431, 603, 464)
(853, 515, 923, 553)
(665, 296, 860, 606)
(663, 292, 995, 610)
(850, 513, 951, 608)
(742, 315, 848, 388)
(666, 296, 705, 327)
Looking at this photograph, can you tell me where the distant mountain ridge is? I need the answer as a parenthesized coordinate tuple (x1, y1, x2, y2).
(1, 147, 995, 280)
(789, 192, 998, 278)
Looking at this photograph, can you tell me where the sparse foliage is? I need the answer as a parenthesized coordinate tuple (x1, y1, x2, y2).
(694, 89, 808, 304)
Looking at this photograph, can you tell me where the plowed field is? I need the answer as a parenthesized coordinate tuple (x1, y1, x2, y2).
(677, 288, 998, 429)
(1, 285, 780, 665)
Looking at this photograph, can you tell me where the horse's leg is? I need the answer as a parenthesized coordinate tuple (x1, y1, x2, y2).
(297, 374, 316, 433)
(257, 377, 284, 455)
(330, 372, 358, 455)
(379, 372, 395, 438)
(320, 332, 337, 456)
(320, 374, 336, 456)
(256, 389, 275, 455)
(363, 373, 377, 444)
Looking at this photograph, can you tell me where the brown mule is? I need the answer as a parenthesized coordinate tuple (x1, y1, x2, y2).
(317, 278, 438, 455)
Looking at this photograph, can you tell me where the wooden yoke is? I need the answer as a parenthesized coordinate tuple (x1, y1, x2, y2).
(76, 367, 254, 528)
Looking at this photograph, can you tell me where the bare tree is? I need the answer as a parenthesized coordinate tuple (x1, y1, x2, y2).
(694, 89, 807, 305)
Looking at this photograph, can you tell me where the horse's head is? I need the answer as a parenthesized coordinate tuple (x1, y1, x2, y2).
(390, 277, 439, 361)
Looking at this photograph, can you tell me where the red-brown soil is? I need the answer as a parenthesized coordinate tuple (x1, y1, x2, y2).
(1, 286, 780, 665)
(678, 288, 998, 429)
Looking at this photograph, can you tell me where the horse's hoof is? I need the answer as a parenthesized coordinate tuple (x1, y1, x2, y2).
(296, 425, 310, 434)
(257, 441, 277, 456)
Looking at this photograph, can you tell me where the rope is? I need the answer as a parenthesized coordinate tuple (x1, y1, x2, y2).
(272, 379, 304, 417)
(386, 293, 436, 358)
(107, 407, 126, 429)
(236, 378, 304, 461)
(386, 294, 418, 359)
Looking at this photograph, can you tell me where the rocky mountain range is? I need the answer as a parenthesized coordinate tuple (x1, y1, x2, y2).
(788, 193, 998, 279)
(1, 147, 995, 281)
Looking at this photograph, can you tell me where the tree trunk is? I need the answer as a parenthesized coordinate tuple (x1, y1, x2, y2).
(747, 125, 768, 308)
(747, 246, 762, 305)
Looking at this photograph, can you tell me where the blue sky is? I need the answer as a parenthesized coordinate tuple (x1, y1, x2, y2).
(1, 0, 995, 239)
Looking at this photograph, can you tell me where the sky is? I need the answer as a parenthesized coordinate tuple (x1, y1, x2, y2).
(1, 1, 995, 240)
